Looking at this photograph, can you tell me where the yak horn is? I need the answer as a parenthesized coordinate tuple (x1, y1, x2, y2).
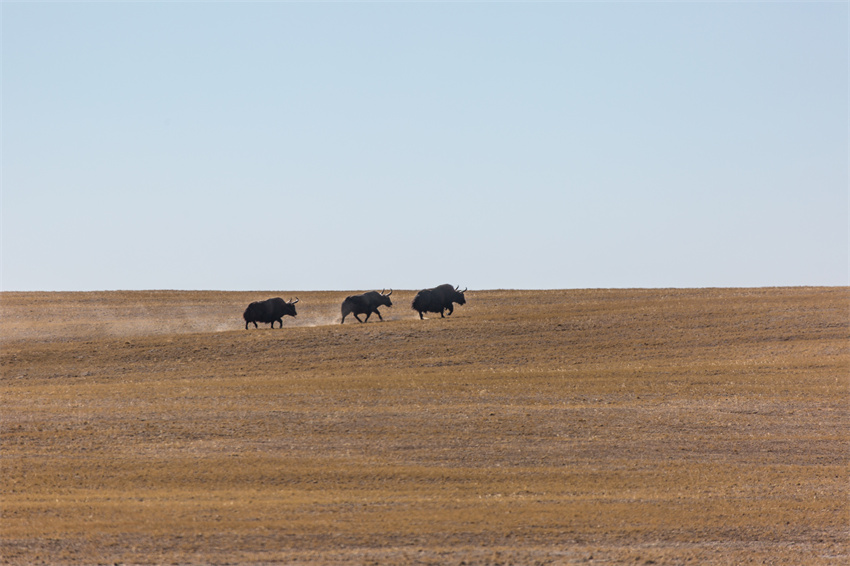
(381, 289, 392, 296)
(290, 297, 299, 304)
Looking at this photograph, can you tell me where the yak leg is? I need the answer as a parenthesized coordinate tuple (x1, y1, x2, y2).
(440, 308, 445, 318)
(355, 314, 364, 323)
(418, 311, 424, 320)
(373, 309, 384, 322)
(446, 304, 454, 316)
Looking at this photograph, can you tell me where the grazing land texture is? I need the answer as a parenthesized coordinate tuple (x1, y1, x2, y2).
(1, 287, 848, 565)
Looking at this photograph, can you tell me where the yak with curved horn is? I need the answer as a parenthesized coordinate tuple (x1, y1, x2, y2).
(340, 289, 393, 324)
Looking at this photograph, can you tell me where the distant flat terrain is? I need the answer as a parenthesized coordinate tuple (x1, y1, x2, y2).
(1, 288, 847, 565)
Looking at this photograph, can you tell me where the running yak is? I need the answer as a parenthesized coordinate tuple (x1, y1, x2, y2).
(412, 284, 467, 320)
(243, 297, 299, 329)
(340, 289, 393, 324)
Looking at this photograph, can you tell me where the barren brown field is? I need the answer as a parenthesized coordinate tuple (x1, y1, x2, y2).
(1, 287, 847, 565)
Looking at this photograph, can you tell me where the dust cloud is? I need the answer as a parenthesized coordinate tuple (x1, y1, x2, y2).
(0, 291, 418, 343)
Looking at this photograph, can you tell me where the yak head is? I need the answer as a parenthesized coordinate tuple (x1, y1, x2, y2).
(378, 289, 393, 308)
(283, 297, 300, 316)
(453, 286, 467, 305)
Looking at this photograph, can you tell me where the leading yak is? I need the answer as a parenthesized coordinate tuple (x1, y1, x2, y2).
(243, 297, 299, 329)
(412, 284, 467, 319)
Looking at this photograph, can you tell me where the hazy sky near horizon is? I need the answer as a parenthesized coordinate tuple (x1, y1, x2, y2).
(3, 2, 847, 291)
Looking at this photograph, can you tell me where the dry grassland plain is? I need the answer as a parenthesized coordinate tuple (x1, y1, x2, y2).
(1, 287, 848, 565)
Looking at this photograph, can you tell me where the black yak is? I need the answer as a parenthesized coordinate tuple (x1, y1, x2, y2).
(412, 284, 467, 319)
(340, 289, 393, 324)
(243, 297, 299, 329)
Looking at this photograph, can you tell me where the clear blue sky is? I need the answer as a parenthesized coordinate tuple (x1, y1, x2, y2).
(2, 2, 847, 291)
